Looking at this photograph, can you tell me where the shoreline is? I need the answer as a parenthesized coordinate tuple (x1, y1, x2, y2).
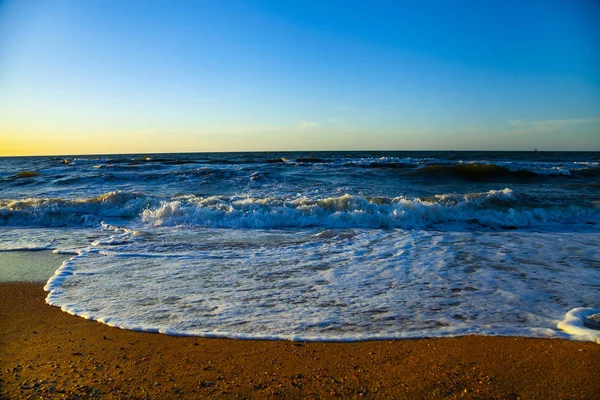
(1, 282, 598, 399)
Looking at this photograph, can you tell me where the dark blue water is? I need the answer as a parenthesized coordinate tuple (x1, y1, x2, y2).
(1, 151, 599, 229)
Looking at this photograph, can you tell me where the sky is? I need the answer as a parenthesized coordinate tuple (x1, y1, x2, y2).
(0, 0, 599, 155)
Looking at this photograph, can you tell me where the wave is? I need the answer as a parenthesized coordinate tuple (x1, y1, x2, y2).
(2, 189, 598, 229)
(571, 167, 600, 179)
(412, 163, 567, 181)
(40, 155, 600, 180)
(60, 156, 201, 168)
(302, 158, 598, 178)
(142, 189, 599, 229)
(61, 157, 116, 166)
(296, 157, 326, 163)
(41, 166, 249, 186)
(342, 157, 440, 169)
(0, 192, 154, 227)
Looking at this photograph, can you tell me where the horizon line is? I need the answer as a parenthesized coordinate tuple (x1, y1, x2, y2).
(1, 148, 599, 158)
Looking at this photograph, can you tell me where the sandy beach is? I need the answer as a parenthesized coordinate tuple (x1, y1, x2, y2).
(0, 282, 598, 399)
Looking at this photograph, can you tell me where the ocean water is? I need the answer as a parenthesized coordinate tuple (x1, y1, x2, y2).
(1, 151, 599, 342)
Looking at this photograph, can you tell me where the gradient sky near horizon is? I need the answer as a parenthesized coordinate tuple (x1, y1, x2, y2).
(1, 0, 599, 155)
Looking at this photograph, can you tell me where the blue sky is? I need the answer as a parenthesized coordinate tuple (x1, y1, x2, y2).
(0, 0, 599, 155)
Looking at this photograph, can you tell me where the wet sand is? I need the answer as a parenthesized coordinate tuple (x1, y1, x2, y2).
(1, 283, 598, 399)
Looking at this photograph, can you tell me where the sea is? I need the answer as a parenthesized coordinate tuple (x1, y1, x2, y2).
(1, 151, 599, 342)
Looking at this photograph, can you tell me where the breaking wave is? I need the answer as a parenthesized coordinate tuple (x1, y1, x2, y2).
(141, 189, 598, 229)
(0, 192, 154, 227)
(3, 189, 595, 229)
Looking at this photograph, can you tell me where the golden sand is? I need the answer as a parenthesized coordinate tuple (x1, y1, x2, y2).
(1, 283, 598, 399)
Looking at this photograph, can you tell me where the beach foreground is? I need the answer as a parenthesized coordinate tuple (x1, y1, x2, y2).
(1, 283, 598, 399)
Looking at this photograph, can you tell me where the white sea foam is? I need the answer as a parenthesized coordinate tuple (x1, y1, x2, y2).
(141, 190, 598, 229)
(2, 189, 598, 229)
(44, 228, 600, 342)
(0, 191, 155, 227)
(557, 308, 600, 343)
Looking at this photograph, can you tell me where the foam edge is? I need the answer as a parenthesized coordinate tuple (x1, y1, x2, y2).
(557, 307, 600, 344)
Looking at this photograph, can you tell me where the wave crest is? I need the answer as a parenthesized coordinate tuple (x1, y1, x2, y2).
(0, 191, 153, 227)
(142, 189, 597, 229)
(2, 189, 597, 229)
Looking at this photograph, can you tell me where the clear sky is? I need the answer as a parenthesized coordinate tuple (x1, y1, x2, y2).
(1, 0, 599, 155)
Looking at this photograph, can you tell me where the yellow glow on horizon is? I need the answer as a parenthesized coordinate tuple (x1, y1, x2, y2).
(0, 131, 217, 156)
(1, 123, 392, 156)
